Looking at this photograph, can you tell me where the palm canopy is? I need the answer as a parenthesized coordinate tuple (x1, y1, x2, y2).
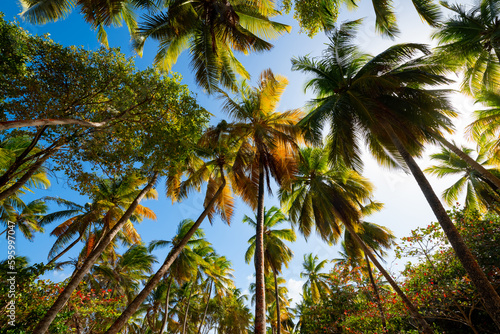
(168, 121, 242, 225)
(134, 0, 290, 93)
(249, 273, 289, 307)
(148, 219, 210, 284)
(244, 206, 296, 275)
(220, 69, 302, 334)
(0, 198, 48, 240)
(42, 174, 157, 262)
(424, 142, 500, 213)
(432, 0, 500, 95)
(300, 253, 331, 301)
(470, 90, 500, 151)
(220, 69, 303, 208)
(292, 19, 455, 172)
(280, 146, 375, 244)
(343, 221, 395, 263)
(19, 0, 156, 46)
(91, 244, 157, 302)
(341, 0, 441, 38)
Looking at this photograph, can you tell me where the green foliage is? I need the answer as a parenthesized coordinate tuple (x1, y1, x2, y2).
(0, 257, 125, 333)
(281, 0, 339, 37)
(0, 18, 210, 193)
(299, 207, 500, 333)
(0, 14, 28, 100)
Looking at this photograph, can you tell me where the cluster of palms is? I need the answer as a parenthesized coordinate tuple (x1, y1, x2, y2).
(4, 0, 500, 332)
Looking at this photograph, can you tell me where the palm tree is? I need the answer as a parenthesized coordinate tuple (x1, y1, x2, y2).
(134, 0, 291, 92)
(221, 69, 303, 333)
(148, 219, 207, 333)
(180, 242, 213, 334)
(105, 122, 240, 334)
(425, 143, 500, 213)
(249, 273, 291, 334)
(300, 253, 331, 302)
(432, 0, 500, 95)
(197, 253, 234, 334)
(342, 221, 395, 333)
(470, 90, 500, 154)
(33, 171, 159, 334)
(244, 206, 296, 334)
(0, 198, 48, 240)
(41, 174, 157, 266)
(351, 0, 441, 38)
(291, 20, 500, 330)
(19, 0, 152, 46)
(217, 288, 252, 334)
(91, 245, 157, 302)
(281, 146, 434, 332)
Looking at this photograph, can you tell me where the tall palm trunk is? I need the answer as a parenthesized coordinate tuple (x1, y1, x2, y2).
(33, 172, 159, 334)
(436, 136, 500, 191)
(197, 280, 213, 334)
(384, 124, 500, 330)
(254, 164, 267, 334)
(105, 174, 227, 334)
(364, 254, 388, 333)
(272, 268, 281, 334)
(182, 277, 197, 334)
(342, 220, 433, 334)
(159, 276, 172, 334)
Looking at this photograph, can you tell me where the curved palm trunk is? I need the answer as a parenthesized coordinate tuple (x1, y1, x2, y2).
(159, 276, 172, 334)
(343, 220, 433, 333)
(436, 136, 500, 191)
(272, 268, 281, 334)
(254, 165, 267, 334)
(46, 234, 83, 267)
(33, 172, 159, 334)
(197, 280, 213, 334)
(182, 277, 197, 334)
(385, 125, 500, 330)
(105, 175, 227, 334)
(364, 254, 388, 333)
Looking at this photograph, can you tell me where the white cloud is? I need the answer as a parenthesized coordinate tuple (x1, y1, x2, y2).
(286, 278, 304, 307)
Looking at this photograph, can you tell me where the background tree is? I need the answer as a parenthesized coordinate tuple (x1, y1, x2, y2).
(300, 253, 331, 302)
(19, 0, 153, 46)
(425, 142, 500, 213)
(133, 0, 291, 93)
(244, 206, 296, 334)
(292, 19, 500, 329)
(221, 69, 302, 334)
(432, 0, 500, 95)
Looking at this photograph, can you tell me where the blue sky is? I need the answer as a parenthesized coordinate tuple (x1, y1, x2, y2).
(0, 0, 475, 307)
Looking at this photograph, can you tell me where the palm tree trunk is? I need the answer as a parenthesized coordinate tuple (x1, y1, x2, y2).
(385, 124, 500, 330)
(436, 136, 500, 191)
(364, 254, 388, 333)
(46, 234, 83, 267)
(342, 220, 433, 333)
(272, 268, 281, 334)
(32, 172, 159, 334)
(254, 164, 267, 334)
(197, 280, 213, 334)
(105, 174, 227, 334)
(182, 278, 196, 334)
(159, 276, 172, 334)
